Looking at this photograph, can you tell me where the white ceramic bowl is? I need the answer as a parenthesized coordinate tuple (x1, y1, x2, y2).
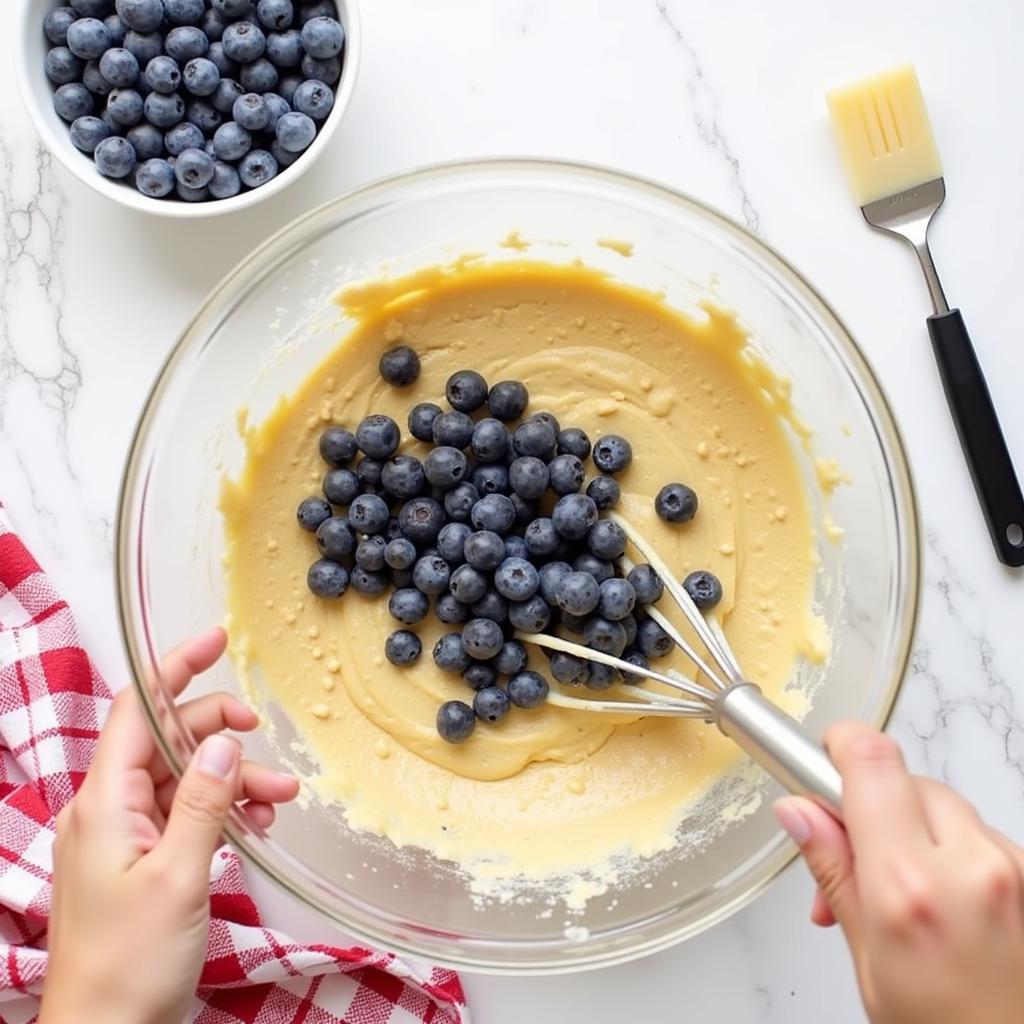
(14, 0, 361, 218)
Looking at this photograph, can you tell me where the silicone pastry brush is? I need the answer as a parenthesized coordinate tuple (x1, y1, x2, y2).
(827, 64, 1024, 566)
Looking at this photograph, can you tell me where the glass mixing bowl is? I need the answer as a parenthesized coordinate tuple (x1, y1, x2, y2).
(117, 159, 919, 973)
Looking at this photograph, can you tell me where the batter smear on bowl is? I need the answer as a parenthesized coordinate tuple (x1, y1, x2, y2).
(221, 259, 827, 880)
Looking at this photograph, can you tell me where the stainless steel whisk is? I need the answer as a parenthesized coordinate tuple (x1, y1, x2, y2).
(516, 512, 843, 817)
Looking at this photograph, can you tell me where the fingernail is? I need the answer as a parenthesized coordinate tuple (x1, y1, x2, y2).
(774, 800, 811, 846)
(198, 735, 239, 779)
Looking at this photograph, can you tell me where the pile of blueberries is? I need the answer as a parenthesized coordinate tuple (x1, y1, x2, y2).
(42, 0, 345, 202)
(296, 345, 723, 744)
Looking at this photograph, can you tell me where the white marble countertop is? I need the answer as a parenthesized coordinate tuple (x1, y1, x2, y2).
(3, 0, 1023, 1021)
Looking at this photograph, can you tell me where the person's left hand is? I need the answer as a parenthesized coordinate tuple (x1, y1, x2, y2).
(39, 627, 300, 1024)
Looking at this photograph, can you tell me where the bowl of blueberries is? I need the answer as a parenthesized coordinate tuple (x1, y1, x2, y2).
(16, 0, 360, 213)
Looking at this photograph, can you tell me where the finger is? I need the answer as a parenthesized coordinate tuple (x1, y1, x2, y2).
(147, 692, 259, 787)
(241, 801, 276, 830)
(915, 777, 988, 849)
(156, 627, 228, 700)
(775, 796, 863, 948)
(149, 734, 240, 888)
(811, 887, 837, 927)
(825, 722, 933, 873)
(154, 758, 297, 817)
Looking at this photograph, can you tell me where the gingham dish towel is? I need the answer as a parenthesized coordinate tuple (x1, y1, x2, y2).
(0, 505, 468, 1024)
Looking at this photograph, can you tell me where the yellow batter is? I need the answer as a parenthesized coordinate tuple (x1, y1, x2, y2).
(222, 259, 822, 879)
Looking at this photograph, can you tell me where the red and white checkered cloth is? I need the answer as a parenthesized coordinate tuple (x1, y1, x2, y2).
(0, 506, 468, 1024)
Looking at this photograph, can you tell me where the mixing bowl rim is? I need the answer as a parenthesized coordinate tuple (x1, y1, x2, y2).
(115, 155, 921, 972)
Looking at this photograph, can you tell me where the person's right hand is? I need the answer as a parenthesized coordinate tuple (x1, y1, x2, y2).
(775, 721, 1024, 1024)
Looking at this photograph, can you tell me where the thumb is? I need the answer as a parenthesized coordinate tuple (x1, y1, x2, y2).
(153, 735, 241, 888)
(775, 797, 862, 947)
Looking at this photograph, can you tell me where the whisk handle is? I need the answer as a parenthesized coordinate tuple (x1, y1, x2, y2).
(715, 683, 843, 819)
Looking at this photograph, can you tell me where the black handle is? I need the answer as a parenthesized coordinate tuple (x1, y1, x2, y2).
(927, 309, 1024, 567)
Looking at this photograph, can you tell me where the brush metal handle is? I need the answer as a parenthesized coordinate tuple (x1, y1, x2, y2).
(714, 683, 842, 818)
(927, 309, 1024, 567)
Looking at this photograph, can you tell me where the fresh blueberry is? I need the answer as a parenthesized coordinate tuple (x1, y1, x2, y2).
(300, 14, 344, 58)
(143, 56, 180, 94)
(588, 519, 627, 559)
(443, 369, 487, 413)
(207, 41, 237, 77)
(512, 418, 556, 459)
(532, 410, 561, 436)
(45, 46, 85, 84)
(508, 594, 550, 632)
(557, 571, 600, 616)
(507, 671, 548, 708)
(550, 651, 589, 685)
(262, 91, 290, 129)
(408, 402, 441, 442)
(494, 557, 539, 602)
(462, 530, 501, 571)
(349, 566, 388, 596)
(183, 56, 221, 96)
(538, 560, 572, 606)
(222, 20, 265, 62)
(267, 27, 304, 65)
(507, 495, 534, 530)
(437, 522, 471, 565)
(384, 537, 417, 571)
(621, 613, 638, 647)
(573, 552, 613, 583)
(356, 456, 383, 490)
(379, 454, 424, 499)
(552, 493, 598, 541)
(99, 108, 126, 135)
(83, 60, 114, 95)
(423, 446, 468, 491)
(398, 497, 446, 545)
(297, 0, 335, 23)
(319, 426, 357, 465)
(355, 414, 400, 459)
(443, 482, 479, 523)
(385, 629, 421, 667)
(240, 56, 277, 91)
(210, 119, 251, 159)
(307, 558, 348, 598)
(53, 83, 93, 122)
(523, 517, 558, 559)
(586, 475, 620, 510)
(296, 495, 332, 531)
(355, 534, 387, 571)
(97, 47, 139, 87)
(503, 535, 529, 560)
(494, 640, 527, 677)
(349, 493, 390, 534)
(165, 26, 209, 62)
(325, 468, 362, 507)
(115, 0, 163, 31)
(163, 0, 205, 24)
(585, 663, 620, 690)
(461, 618, 504, 660)
(45, 7, 78, 45)
(636, 617, 673, 659)
(186, 98, 223, 133)
(377, 345, 419, 386)
(412, 555, 450, 595)
(126, 122, 162, 159)
(508, 456, 548, 500)
(387, 587, 428, 626)
(548, 454, 584, 496)
(123, 30, 161, 65)
(211, 158, 241, 199)
(106, 87, 144, 125)
(292, 77, 333, 119)
(69, 115, 110, 153)
(276, 72, 302, 103)
(463, 664, 498, 693)
(584, 616, 627, 657)
(683, 570, 723, 611)
(94, 135, 136, 177)
(164, 120, 203, 155)
(212, 0, 254, 15)
(202, 8, 229, 40)
(67, 18, 112, 59)
(470, 589, 508, 624)
(436, 700, 475, 743)
(627, 563, 663, 605)
(487, 379, 528, 421)
(434, 632, 471, 673)
(435, 593, 469, 625)
(620, 648, 649, 683)
(449, 564, 488, 604)
(560, 610, 588, 633)
(428, 412, 472, 450)
(256, 0, 293, 29)
(592, 434, 633, 474)
(301, 52, 341, 83)
(467, 418, 507, 464)
(104, 13, 126, 44)
(315, 515, 354, 559)
(470, 463, 509, 496)
(173, 146, 214, 187)
(470, 494, 515, 534)
(598, 577, 635, 620)
(473, 685, 510, 723)
(655, 482, 698, 523)
(556, 427, 591, 460)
